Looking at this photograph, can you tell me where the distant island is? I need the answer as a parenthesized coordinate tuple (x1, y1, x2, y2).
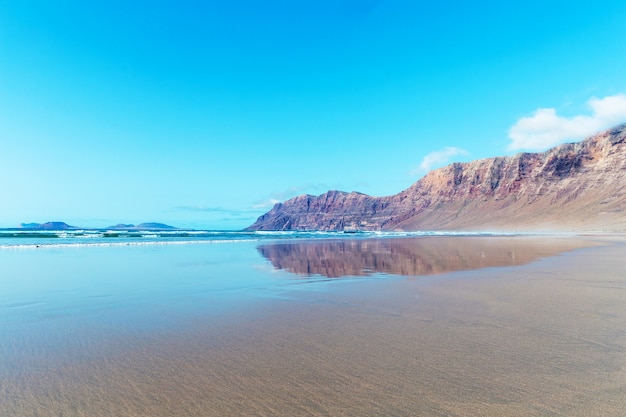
(105, 223, 178, 231)
(15, 222, 179, 231)
(247, 123, 626, 233)
(19, 222, 76, 230)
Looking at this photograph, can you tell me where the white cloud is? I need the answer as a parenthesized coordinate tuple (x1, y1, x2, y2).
(252, 199, 281, 210)
(417, 147, 469, 173)
(251, 184, 330, 210)
(508, 94, 626, 151)
(171, 205, 259, 217)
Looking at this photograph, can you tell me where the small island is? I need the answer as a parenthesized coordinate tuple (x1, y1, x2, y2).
(12, 222, 179, 231)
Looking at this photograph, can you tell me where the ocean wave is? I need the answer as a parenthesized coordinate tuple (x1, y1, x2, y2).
(0, 238, 262, 250)
(0, 229, 527, 250)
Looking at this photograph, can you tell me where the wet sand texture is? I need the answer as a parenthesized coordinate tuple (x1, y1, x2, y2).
(1, 239, 625, 416)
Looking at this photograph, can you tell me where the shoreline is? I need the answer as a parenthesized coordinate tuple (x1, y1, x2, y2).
(0, 230, 616, 253)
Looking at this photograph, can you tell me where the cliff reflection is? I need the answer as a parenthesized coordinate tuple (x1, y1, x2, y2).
(257, 236, 589, 278)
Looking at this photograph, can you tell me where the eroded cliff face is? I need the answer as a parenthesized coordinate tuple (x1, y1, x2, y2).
(247, 124, 626, 232)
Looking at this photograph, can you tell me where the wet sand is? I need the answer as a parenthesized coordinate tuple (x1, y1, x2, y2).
(1, 237, 625, 416)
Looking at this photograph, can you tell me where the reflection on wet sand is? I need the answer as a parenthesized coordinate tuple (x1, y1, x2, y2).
(258, 236, 592, 278)
(3, 237, 623, 417)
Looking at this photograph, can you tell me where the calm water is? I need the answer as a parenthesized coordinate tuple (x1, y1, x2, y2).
(1, 233, 588, 326)
(0, 234, 587, 366)
(0, 234, 602, 416)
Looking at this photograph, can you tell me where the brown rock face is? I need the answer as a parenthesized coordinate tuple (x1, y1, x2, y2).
(247, 124, 626, 232)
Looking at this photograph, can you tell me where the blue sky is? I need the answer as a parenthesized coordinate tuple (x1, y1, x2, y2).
(2, 0, 626, 229)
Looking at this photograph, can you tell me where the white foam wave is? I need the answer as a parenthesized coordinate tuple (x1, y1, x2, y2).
(0, 229, 531, 250)
(0, 238, 262, 250)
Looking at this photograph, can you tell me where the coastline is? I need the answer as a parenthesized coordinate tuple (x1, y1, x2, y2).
(1, 235, 625, 416)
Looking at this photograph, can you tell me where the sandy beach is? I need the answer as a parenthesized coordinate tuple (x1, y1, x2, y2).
(1, 236, 625, 416)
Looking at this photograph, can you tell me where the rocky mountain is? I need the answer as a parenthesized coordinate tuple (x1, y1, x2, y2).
(247, 124, 626, 232)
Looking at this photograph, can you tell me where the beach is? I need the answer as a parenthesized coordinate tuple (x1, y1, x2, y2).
(1, 236, 625, 416)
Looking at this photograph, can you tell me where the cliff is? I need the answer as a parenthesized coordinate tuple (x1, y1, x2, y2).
(247, 124, 626, 232)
